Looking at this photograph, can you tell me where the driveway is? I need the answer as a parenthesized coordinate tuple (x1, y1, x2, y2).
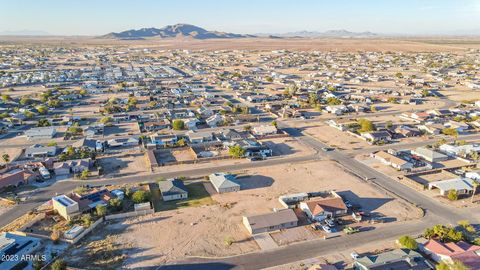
(252, 233, 278, 250)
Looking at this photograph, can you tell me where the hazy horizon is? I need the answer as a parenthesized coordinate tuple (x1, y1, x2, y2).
(1, 0, 480, 36)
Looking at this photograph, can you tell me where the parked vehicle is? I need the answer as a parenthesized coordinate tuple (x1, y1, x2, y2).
(325, 218, 335, 227)
(322, 225, 332, 233)
(343, 226, 360, 234)
(351, 252, 360, 260)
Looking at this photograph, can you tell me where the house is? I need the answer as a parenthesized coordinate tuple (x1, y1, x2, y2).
(209, 173, 241, 193)
(411, 147, 448, 163)
(54, 159, 91, 175)
(158, 179, 188, 201)
(242, 209, 298, 235)
(428, 178, 476, 196)
(24, 145, 58, 158)
(72, 138, 99, 152)
(361, 131, 392, 143)
(0, 233, 42, 270)
(353, 249, 433, 270)
(52, 194, 80, 220)
(141, 120, 170, 132)
(206, 114, 223, 128)
(150, 134, 178, 147)
(0, 168, 25, 189)
(420, 239, 480, 270)
(236, 139, 273, 157)
(252, 125, 278, 136)
(444, 121, 469, 133)
(373, 151, 414, 171)
(107, 137, 139, 147)
(24, 126, 56, 140)
(221, 129, 244, 141)
(187, 130, 214, 144)
(300, 197, 348, 221)
(418, 124, 443, 135)
(70, 188, 115, 212)
(439, 144, 480, 157)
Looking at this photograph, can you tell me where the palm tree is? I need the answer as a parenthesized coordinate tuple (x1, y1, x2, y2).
(471, 180, 479, 203)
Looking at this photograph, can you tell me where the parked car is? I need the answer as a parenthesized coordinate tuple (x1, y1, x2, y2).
(351, 252, 360, 260)
(311, 223, 322, 230)
(322, 225, 332, 233)
(325, 218, 335, 227)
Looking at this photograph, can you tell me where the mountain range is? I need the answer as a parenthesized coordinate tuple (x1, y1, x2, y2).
(100, 24, 255, 40)
(264, 29, 377, 38)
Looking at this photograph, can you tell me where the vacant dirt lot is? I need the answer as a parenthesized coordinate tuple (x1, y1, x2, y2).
(102, 160, 420, 268)
(98, 150, 147, 178)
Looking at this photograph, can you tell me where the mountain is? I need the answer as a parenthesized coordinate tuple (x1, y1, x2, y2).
(0, 30, 50, 36)
(101, 24, 255, 40)
(263, 29, 377, 38)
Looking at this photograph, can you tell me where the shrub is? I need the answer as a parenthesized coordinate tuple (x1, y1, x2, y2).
(51, 259, 67, 270)
(398, 235, 417, 250)
(132, 190, 150, 204)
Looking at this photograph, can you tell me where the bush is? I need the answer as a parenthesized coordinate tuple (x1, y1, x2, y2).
(447, 190, 458, 201)
(172, 120, 185, 130)
(96, 204, 107, 217)
(132, 190, 150, 204)
(51, 259, 67, 270)
(50, 230, 61, 244)
(228, 145, 246, 158)
(398, 235, 417, 250)
(81, 214, 92, 227)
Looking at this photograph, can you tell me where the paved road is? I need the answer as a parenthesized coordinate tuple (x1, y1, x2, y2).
(161, 216, 435, 270)
(0, 153, 319, 228)
(156, 123, 479, 270)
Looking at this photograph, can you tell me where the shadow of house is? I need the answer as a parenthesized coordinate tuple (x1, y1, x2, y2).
(336, 190, 393, 213)
(235, 175, 274, 190)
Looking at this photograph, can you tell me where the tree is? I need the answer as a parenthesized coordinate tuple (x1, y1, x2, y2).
(81, 214, 92, 227)
(36, 105, 48, 114)
(326, 97, 342, 105)
(50, 230, 61, 244)
(421, 89, 430, 97)
(471, 180, 479, 203)
(19, 96, 33, 105)
(1, 94, 11, 102)
(172, 120, 185, 130)
(442, 128, 458, 137)
(37, 118, 51, 127)
(96, 204, 107, 217)
(398, 235, 418, 250)
(358, 119, 375, 133)
(47, 141, 57, 146)
(109, 198, 122, 211)
(447, 189, 458, 201)
(229, 145, 246, 158)
(99, 116, 112, 124)
(132, 190, 150, 204)
(176, 138, 186, 147)
(51, 259, 67, 270)
(271, 120, 278, 128)
(65, 146, 75, 156)
(33, 258, 44, 270)
(2, 153, 10, 163)
(436, 260, 470, 270)
(79, 169, 89, 180)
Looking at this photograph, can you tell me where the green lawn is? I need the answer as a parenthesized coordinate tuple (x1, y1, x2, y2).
(154, 181, 216, 211)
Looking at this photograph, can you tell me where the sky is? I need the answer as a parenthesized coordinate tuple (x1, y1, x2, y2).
(1, 0, 480, 36)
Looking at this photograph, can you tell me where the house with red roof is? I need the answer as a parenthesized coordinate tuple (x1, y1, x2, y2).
(420, 239, 480, 270)
(299, 197, 347, 221)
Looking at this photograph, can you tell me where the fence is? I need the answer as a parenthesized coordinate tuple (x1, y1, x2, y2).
(104, 209, 154, 220)
(67, 217, 104, 244)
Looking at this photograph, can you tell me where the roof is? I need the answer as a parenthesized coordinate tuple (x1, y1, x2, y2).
(355, 249, 432, 270)
(304, 198, 347, 216)
(429, 178, 475, 192)
(73, 138, 98, 149)
(209, 173, 240, 190)
(244, 209, 298, 230)
(25, 145, 57, 156)
(253, 125, 277, 134)
(375, 151, 410, 166)
(25, 126, 56, 137)
(158, 179, 188, 196)
(412, 147, 447, 160)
